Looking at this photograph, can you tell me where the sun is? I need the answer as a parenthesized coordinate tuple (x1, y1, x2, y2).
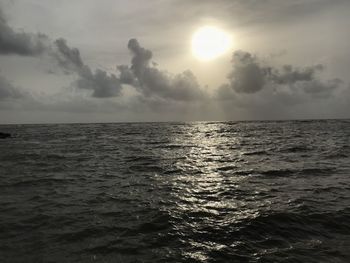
(191, 26, 232, 61)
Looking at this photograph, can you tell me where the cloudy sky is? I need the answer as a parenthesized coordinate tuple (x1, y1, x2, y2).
(0, 0, 349, 123)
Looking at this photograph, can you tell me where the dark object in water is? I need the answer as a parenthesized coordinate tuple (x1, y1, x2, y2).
(0, 132, 11, 139)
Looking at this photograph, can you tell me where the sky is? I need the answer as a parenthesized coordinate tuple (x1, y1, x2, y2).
(0, 0, 349, 123)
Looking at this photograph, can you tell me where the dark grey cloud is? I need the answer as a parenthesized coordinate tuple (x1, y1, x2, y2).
(54, 38, 84, 71)
(123, 38, 204, 101)
(0, 8, 49, 56)
(117, 65, 137, 86)
(271, 64, 324, 85)
(227, 51, 269, 93)
(225, 50, 342, 97)
(53, 38, 204, 100)
(54, 38, 122, 98)
(128, 39, 152, 77)
(75, 67, 122, 98)
(0, 7, 122, 99)
(296, 78, 342, 98)
(0, 74, 24, 99)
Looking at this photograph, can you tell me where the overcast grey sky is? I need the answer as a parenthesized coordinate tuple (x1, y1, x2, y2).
(0, 0, 349, 123)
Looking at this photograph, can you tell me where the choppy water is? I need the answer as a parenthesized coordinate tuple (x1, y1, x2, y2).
(0, 120, 350, 262)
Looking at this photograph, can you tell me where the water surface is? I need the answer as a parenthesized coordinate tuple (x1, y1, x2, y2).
(0, 120, 349, 262)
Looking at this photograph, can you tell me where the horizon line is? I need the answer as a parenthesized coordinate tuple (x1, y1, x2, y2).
(0, 117, 349, 126)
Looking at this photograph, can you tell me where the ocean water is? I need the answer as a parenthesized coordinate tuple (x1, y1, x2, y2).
(0, 120, 349, 262)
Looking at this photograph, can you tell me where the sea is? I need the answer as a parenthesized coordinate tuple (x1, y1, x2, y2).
(0, 120, 349, 262)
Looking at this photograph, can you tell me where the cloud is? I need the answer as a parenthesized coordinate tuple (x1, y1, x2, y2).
(54, 38, 84, 71)
(0, 7, 204, 102)
(0, 8, 49, 56)
(128, 38, 152, 77)
(227, 50, 269, 93)
(122, 38, 204, 101)
(54, 38, 122, 98)
(0, 74, 25, 99)
(271, 64, 324, 85)
(225, 50, 342, 97)
(75, 67, 122, 98)
(0, 7, 122, 99)
(296, 78, 342, 98)
(0, 4, 206, 102)
(117, 65, 138, 86)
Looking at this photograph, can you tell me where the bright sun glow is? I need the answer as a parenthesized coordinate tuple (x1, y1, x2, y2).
(192, 26, 232, 61)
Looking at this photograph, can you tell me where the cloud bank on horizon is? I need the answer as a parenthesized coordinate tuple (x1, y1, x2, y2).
(0, 1, 349, 122)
